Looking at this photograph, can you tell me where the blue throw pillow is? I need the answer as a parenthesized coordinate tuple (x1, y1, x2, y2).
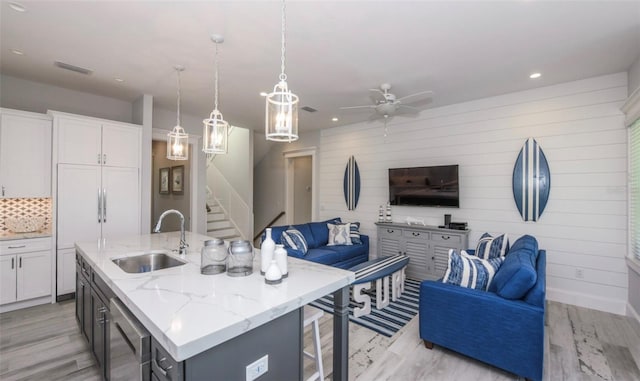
(489, 248, 537, 299)
(442, 249, 504, 291)
(308, 218, 341, 246)
(281, 228, 308, 254)
(475, 232, 509, 259)
(349, 222, 362, 244)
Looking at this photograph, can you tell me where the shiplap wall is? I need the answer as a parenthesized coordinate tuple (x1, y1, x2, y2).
(319, 73, 629, 314)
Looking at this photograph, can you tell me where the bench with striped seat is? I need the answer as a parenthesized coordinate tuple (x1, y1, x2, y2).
(349, 255, 410, 317)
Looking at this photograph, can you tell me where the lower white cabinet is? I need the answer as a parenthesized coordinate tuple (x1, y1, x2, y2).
(57, 248, 76, 295)
(0, 238, 52, 306)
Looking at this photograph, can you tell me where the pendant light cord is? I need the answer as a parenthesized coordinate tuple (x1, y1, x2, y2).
(214, 42, 220, 111)
(176, 68, 182, 126)
(279, 0, 287, 82)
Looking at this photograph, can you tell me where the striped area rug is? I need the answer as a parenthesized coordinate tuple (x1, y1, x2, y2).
(309, 278, 421, 337)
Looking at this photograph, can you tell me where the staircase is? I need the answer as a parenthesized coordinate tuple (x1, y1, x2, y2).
(206, 200, 243, 242)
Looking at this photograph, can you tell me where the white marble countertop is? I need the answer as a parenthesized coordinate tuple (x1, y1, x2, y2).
(0, 232, 52, 241)
(75, 231, 355, 362)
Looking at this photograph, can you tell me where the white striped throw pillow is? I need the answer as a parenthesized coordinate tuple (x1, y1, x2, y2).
(442, 249, 504, 291)
(475, 233, 509, 259)
(281, 228, 308, 254)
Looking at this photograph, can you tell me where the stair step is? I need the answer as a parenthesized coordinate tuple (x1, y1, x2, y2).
(209, 205, 223, 213)
(207, 220, 231, 230)
(207, 212, 226, 222)
(207, 227, 237, 237)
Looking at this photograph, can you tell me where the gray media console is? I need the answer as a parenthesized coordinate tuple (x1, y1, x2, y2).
(375, 222, 470, 281)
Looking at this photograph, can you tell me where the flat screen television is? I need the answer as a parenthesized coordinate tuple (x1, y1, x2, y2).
(388, 165, 459, 207)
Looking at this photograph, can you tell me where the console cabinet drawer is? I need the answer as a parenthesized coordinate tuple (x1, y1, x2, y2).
(431, 234, 462, 244)
(378, 227, 402, 238)
(403, 230, 429, 240)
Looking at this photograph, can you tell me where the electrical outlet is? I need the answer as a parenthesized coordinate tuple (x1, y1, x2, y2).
(575, 268, 584, 279)
(246, 354, 268, 381)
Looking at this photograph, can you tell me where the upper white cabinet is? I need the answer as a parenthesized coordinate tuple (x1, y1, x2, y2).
(55, 114, 140, 168)
(0, 108, 52, 198)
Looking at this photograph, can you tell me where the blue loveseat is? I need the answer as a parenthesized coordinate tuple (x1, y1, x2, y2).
(267, 218, 369, 269)
(419, 235, 546, 381)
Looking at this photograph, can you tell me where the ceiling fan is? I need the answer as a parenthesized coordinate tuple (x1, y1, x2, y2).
(340, 83, 434, 122)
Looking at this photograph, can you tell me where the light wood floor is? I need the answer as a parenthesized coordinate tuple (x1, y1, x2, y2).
(1, 300, 639, 381)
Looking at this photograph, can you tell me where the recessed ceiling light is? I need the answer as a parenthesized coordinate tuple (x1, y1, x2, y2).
(10, 49, 24, 55)
(259, 92, 268, 97)
(529, 72, 542, 79)
(332, 117, 338, 122)
(8, 2, 26, 12)
(114, 78, 124, 82)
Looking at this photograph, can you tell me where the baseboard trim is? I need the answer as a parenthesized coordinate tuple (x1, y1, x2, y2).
(0, 295, 52, 314)
(627, 302, 640, 324)
(546, 287, 626, 315)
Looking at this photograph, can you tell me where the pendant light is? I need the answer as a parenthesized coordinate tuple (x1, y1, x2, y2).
(167, 65, 189, 160)
(265, 0, 298, 142)
(203, 34, 229, 154)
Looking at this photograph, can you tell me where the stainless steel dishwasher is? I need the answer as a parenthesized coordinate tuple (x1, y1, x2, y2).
(110, 298, 151, 381)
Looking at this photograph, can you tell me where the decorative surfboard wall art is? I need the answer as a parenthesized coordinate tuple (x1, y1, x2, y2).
(512, 138, 550, 222)
(343, 155, 361, 210)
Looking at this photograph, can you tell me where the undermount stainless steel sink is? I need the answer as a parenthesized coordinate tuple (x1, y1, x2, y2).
(112, 251, 186, 273)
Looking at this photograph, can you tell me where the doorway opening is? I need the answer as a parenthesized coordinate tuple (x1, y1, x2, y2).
(151, 140, 191, 232)
(284, 148, 317, 224)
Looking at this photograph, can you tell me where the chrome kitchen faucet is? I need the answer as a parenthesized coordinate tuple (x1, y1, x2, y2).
(153, 209, 189, 255)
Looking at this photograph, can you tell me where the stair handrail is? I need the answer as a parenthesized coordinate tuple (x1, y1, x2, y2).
(208, 164, 253, 240)
(253, 211, 285, 242)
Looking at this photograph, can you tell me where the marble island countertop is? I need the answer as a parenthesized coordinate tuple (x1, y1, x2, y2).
(75, 231, 355, 362)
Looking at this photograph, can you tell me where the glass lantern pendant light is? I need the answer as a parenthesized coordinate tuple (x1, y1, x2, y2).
(203, 34, 229, 154)
(265, 0, 299, 142)
(167, 65, 189, 160)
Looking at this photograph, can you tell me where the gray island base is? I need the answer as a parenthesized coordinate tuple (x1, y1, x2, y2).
(74, 232, 354, 381)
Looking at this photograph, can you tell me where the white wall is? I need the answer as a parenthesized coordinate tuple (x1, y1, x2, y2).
(319, 73, 629, 315)
(0, 74, 133, 122)
(629, 54, 640, 96)
(253, 130, 321, 235)
(210, 127, 253, 206)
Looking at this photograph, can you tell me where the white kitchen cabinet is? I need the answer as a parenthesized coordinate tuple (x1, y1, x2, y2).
(56, 248, 76, 295)
(0, 108, 52, 198)
(55, 114, 140, 168)
(57, 164, 140, 251)
(52, 112, 141, 296)
(0, 255, 17, 304)
(57, 164, 102, 248)
(0, 237, 52, 306)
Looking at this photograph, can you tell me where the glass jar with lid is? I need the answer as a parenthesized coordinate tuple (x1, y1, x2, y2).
(201, 238, 227, 275)
(227, 240, 254, 277)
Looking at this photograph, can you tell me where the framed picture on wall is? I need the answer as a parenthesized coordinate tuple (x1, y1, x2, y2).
(171, 165, 184, 194)
(159, 167, 170, 194)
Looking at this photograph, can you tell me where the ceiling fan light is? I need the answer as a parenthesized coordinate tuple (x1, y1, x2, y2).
(203, 110, 229, 154)
(167, 125, 189, 160)
(265, 81, 299, 142)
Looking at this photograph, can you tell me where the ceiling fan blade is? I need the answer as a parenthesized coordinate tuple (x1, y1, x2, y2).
(368, 88, 386, 104)
(339, 105, 376, 110)
(395, 105, 421, 117)
(397, 90, 434, 104)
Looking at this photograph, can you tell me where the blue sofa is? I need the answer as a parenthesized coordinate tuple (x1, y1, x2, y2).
(419, 235, 546, 381)
(266, 218, 369, 269)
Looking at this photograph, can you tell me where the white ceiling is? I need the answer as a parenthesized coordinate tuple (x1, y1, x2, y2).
(1, 1, 639, 132)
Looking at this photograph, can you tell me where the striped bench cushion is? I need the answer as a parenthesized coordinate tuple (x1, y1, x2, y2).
(350, 255, 410, 285)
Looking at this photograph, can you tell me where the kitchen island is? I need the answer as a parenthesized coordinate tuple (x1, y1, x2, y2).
(75, 231, 355, 380)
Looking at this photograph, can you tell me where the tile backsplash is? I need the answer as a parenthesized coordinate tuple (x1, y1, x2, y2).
(0, 198, 52, 237)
